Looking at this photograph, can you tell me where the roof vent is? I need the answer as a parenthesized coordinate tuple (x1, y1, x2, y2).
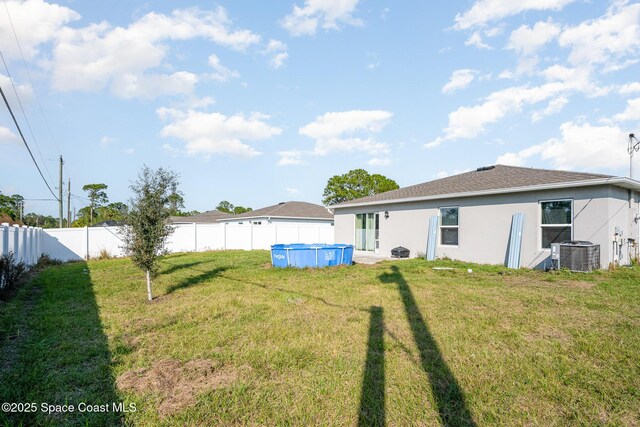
(476, 165, 496, 172)
(278, 202, 286, 205)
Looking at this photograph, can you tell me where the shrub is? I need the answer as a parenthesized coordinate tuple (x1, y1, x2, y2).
(35, 254, 63, 269)
(0, 253, 26, 295)
(96, 249, 112, 260)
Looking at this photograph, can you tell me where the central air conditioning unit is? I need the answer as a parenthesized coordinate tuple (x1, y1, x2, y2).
(551, 241, 600, 272)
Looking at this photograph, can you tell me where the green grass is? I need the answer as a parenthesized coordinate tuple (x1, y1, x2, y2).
(1, 251, 639, 426)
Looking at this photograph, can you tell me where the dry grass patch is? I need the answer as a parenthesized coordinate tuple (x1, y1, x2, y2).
(117, 359, 240, 416)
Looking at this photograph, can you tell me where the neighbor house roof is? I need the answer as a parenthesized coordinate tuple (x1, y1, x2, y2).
(170, 210, 233, 223)
(332, 165, 640, 208)
(220, 201, 333, 221)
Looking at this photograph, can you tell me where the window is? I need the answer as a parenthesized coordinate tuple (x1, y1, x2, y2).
(440, 207, 459, 246)
(541, 200, 572, 248)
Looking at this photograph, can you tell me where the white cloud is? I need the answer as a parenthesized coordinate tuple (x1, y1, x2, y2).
(286, 187, 301, 196)
(368, 157, 392, 166)
(277, 150, 306, 166)
(281, 0, 362, 36)
(0, 74, 34, 105)
(465, 32, 491, 49)
(263, 39, 289, 69)
(454, 0, 576, 30)
(158, 108, 281, 157)
(207, 54, 240, 82)
(50, 6, 259, 98)
(508, 19, 560, 55)
(110, 71, 198, 99)
(442, 69, 477, 93)
(558, 2, 640, 67)
(100, 136, 116, 147)
(435, 168, 472, 179)
(531, 96, 568, 122)
(618, 82, 640, 95)
(428, 63, 610, 148)
(614, 97, 640, 122)
(300, 110, 392, 155)
(0, 0, 79, 60)
(0, 126, 19, 144)
(496, 121, 629, 170)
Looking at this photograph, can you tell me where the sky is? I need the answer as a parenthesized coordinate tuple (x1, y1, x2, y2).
(1, 0, 640, 217)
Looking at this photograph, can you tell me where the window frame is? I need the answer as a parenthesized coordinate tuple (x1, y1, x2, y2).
(539, 198, 573, 249)
(439, 206, 459, 247)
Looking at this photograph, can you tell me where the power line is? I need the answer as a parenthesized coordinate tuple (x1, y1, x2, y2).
(2, 0, 62, 156)
(0, 49, 54, 184)
(0, 84, 59, 201)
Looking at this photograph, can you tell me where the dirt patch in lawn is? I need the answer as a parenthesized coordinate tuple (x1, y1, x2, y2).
(117, 359, 239, 416)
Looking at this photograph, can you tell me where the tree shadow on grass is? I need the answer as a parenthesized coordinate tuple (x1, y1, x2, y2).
(358, 306, 385, 427)
(160, 259, 212, 275)
(166, 266, 231, 294)
(0, 261, 124, 426)
(378, 266, 476, 427)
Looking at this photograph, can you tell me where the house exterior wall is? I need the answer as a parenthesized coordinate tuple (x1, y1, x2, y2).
(333, 185, 640, 268)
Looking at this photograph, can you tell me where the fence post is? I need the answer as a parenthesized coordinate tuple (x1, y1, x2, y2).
(8, 225, 18, 257)
(84, 226, 89, 260)
(0, 223, 7, 256)
(25, 227, 32, 265)
(194, 222, 198, 252)
(250, 222, 253, 250)
(19, 226, 28, 263)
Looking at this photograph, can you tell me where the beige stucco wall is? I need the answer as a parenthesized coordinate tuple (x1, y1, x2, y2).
(333, 185, 640, 268)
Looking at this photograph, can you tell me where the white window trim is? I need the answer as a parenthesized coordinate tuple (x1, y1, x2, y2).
(439, 206, 459, 247)
(539, 198, 573, 250)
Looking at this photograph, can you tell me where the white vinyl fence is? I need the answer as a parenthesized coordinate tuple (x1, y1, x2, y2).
(43, 223, 335, 262)
(1, 223, 44, 266)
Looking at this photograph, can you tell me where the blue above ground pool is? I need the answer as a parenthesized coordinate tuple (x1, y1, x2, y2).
(271, 243, 354, 268)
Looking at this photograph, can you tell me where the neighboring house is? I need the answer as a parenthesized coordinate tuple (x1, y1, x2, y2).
(170, 210, 233, 224)
(331, 165, 640, 269)
(218, 201, 334, 226)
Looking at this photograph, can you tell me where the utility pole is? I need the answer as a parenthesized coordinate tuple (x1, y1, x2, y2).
(67, 178, 71, 227)
(630, 134, 640, 180)
(59, 155, 63, 228)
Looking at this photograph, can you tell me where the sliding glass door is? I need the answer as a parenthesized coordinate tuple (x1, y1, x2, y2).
(355, 213, 379, 251)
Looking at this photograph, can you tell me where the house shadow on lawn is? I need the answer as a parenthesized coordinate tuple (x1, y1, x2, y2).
(378, 266, 476, 427)
(358, 306, 385, 427)
(0, 261, 124, 426)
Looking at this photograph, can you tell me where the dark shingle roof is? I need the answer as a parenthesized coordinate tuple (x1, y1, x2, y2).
(228, 201, 333, 220)
(332, 165, 613, 207)
(170, 210, 233, 223)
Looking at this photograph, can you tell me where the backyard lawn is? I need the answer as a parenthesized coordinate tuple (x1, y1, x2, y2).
(0, 250, 639, 426)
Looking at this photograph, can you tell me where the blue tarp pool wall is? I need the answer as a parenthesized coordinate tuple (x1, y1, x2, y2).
(271, 244, 354, 268)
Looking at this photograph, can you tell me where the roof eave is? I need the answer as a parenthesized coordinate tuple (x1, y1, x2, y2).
(217, 215, 333, 222)
(331, 177, 640, 209)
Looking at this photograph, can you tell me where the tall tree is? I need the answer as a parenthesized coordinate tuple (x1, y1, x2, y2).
(216, 200, 234, 213)
(121, 166, 178, 302)
(82, 183, 108, 225)
(216, 200, 252, 214)
(232, 206, 252, 214)
(322, 169, 399, 205)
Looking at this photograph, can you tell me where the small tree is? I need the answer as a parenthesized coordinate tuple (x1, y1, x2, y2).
(121, 166, 178, 301)
(82, 183, 109, 225)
